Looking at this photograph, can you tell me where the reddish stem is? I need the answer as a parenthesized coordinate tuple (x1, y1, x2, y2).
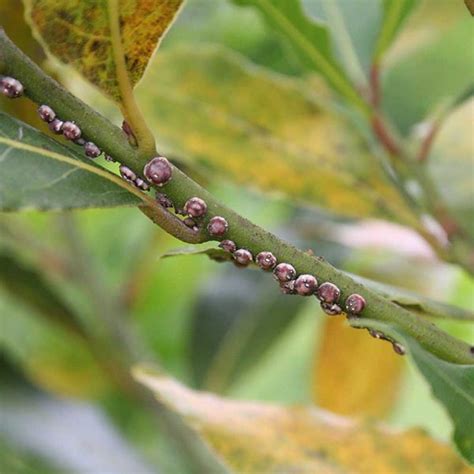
(369, 64, 380, 108)
(371, 114, 400, 156)
(417, 123, 439, 163)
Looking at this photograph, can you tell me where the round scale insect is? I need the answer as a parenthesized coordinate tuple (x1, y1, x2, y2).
(134, 178, 149, 191)
(233, 248, 253, 266)
(294, 274, 318, 296)
(156, 193, 173, 208)
(0, 76, 23, 98)
(273, 263, 296, 282)
(48, 119, 64, 134)
(184, 197, 207, 218)
(207, 216, 228, 236)
(280, 280, 296, 294)
(84, 142, 101, 158)
(37, 105, 56, 123)
(316, 282, 340, 304)
(256, 251, 277, 271)
(119, 165, 136, 183)
(320, 302, 342, 316)
(144, 156, 172, 186)
(368, 329, 385, 340)
(219, 240, 237, 253)
(62, 121, 82, 141)
(392, 342, 406, 355)
(345, 293, 366, 315)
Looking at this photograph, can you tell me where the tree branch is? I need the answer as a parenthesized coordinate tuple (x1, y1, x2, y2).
(1, 29, 472, 365)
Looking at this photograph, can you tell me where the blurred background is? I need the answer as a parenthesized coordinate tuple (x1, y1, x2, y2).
(1, 0, 473, 472)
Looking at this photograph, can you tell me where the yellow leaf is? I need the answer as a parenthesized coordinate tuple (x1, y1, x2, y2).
(313, 317, 404, 417)
(134, 369, 469, 473)
(137, 46, 418, 224)
(25, 0, 183, 101)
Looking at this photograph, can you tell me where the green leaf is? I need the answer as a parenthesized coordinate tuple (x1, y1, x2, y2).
(303, 0, 382, 75)
(0, 113, 144, 211)
(233, 0, 366, 111)
(0, 252, 86, 338)
(134, 368, 471, 473)
(427, 99, 474, 240)
(162, 246, 232, 263)
(382, 18, 474, 134)
(373, 0, 418, 62)
(349, 319, 474, 464)
(24, 0, 184, 102)
(0, 438, 62, 474)
(137, 47, 417, 224)
(189, 267, 305, 392)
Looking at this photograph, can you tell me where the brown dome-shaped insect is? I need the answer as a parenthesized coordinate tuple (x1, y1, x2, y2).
(144, 156, 172, 186)
(256, 251, 277, 271)
(207, 216, 228, 236)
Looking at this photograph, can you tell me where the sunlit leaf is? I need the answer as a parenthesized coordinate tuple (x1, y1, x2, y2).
(313, 316, 404, 417)
(300, 0, 382, 75)
(427, 98, 474, 240)
(373, 0, 418, 63)
(382, 17, 474, 133)
(189, 268, 305, 392)
(134, 368, 471, 473)
(349, 318, 474, 465)
(233, 0, 365, 109)
(24, 0, 184, 102)
(0, 113, 144, 211)
(138, 47, 417, 224)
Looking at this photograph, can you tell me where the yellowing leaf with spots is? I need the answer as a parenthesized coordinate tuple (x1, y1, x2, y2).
(137, 47, 418, 224)
(134, 369, 470, 473)
(24, 0, 183, 101)
(313, 317, 404, 417)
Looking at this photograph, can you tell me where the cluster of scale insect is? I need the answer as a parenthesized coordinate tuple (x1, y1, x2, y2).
(3, 75, 405, 355)
(1, 77, 152, 192)
(217, 233, 405, 356)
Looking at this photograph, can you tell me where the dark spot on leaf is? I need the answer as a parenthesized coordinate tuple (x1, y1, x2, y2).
(57, 9, 74, 23)
(90, 40, 101, 52)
